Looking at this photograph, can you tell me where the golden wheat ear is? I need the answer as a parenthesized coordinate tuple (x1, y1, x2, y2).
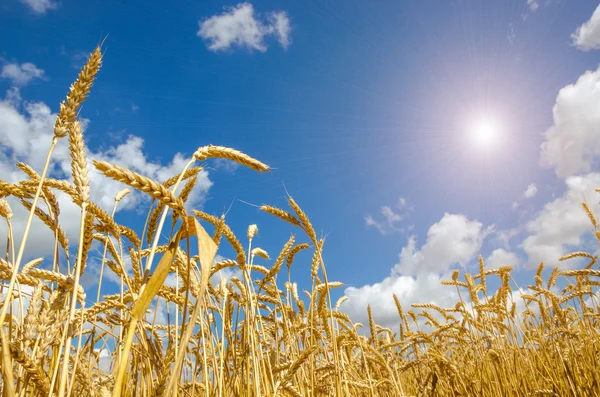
(93, 160, 186, 215)
(0, 199, 12, 219)
(193, 145, 270, 172)
(54, 46, 103, 138)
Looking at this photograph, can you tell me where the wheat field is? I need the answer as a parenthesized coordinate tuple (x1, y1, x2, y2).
(0, 45, 599, 397)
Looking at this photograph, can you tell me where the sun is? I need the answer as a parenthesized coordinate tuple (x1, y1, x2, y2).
(470, 118, 498, 146)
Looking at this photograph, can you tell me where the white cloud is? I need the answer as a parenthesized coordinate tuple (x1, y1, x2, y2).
(572, 4, 600, 51)
(342, 272, 458, 330)
(539, 65, 600, 178)
(364, 215, 385, 235)
(0, 89, 212, 262)
(96, 348, 113, 373)
(1, 63, 45, 86)
(527, 0, 539, 11)
(212, 158, 240, 174)
(523, 183, 537, 198)
(522, 173, 600, 268)
(268, 11, 292, 49)
(393, 213, 491, 276)
(197, 3, 292, 52)
(19, 0, 58, 14)
(365, 197, 411, 235)
(486, 248, 520, 270)
(345, 213, 491, 329)
(381, 206, 402, 224)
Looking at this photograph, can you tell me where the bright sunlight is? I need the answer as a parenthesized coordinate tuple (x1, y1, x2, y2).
(470, 116, 499, 146)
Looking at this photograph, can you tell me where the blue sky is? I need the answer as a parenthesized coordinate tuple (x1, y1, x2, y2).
(1, 0, 600, 327)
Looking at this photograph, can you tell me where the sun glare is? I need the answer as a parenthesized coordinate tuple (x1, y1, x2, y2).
(470, 118, 498, 146)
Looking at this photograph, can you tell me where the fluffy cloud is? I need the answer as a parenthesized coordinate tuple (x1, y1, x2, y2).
(19, 0, 58, 14)
(197, 3, 291, 52)
(0, 89, 212, 264)
(539, 65, 600, 178)
(523, 183, 537, 199)
(1, 63, 45, 86)
(522, 173, 600, 268)
(486, 248, 520, 270)
(394, 213, 491, 276)
(344, 213, 490, 329)
(343, 272, 458, 330)
(572, 4, 600, 51)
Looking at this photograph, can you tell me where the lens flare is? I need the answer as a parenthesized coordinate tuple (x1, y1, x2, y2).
(471, 118, 498, 146)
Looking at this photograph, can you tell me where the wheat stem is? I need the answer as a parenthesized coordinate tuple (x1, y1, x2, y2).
(57, 202, 89, 397)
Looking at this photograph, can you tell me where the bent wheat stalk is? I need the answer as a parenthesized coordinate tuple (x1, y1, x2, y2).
(164, 217, 217, 397)
(112, 229, 183, 397)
